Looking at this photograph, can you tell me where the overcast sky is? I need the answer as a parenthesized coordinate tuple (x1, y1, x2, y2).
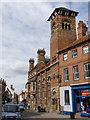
(0, 2, 88, 94)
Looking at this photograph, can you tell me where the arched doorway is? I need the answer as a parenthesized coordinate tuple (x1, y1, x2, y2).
(51, 88, 58, 112)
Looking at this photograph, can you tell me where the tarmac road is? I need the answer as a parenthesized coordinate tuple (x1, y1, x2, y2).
(21, 109, 89, 120)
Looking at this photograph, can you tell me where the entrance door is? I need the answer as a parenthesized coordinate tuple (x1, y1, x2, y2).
(56, 99, 58, 110)
(76, 97, 80, 113)
(73, 90, 81, 113)
(73, 90, 77, 113)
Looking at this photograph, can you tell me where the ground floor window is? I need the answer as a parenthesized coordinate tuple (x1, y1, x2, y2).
(52, 98, 55, 105)
(81, 97, 90, 113)
(73, 89, 90, 114)
(65, 90, 70, 104)
(81, 89, 90, 113)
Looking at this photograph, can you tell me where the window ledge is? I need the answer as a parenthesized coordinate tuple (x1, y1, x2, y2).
(73, 79, 79, 81)
(63, 59, 68, 61)
(72, 56, 77, 58)
(83, 52, 89, 55)
(85, 77, 90, 79)
(64, 80, 69, 82)
(64, 103, 70, 105)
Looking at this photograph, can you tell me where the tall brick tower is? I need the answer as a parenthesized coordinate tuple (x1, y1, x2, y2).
(48, 7, 78, 59)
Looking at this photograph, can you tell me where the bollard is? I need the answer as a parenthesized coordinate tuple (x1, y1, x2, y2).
(70, 112, 75, 119)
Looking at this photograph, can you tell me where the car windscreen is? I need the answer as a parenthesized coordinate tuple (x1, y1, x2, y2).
(3, 105, 19, 112)
(19, 104, 23, 106)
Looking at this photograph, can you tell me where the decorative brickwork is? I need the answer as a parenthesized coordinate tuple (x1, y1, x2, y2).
(26, 7, 89, 113)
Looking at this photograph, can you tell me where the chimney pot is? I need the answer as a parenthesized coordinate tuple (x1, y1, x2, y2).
(78, 20, 87, 39)
(29, 58, 34, 71)
(37, 49, 46, 63)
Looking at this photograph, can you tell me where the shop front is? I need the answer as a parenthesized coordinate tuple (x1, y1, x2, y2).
(71, 83, 90, 117)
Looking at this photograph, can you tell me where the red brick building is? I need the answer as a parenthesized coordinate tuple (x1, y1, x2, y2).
(26, 7, 90, 116)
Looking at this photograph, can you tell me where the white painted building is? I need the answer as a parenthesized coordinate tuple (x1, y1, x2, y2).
(5, 85, 15, 101)
(60, 86, 73, 114)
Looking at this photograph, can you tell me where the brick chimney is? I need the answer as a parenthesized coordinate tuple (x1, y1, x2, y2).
(37, 48, 46, 63)
(29, 58, 34, 71)
(77, 21, 87, 39)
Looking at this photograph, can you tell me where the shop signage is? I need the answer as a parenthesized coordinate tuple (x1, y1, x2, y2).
(81, 89, 90, 96)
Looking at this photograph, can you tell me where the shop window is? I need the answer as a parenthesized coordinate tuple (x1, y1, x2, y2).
(81, 97, 90, 113)
(84, 63, 90, 78)
(73, 66, 79, 80)
(64, 68, 69, 82)
(83, 45, 89, 54)
(65, 90, 70, 104)
(72, 49, 77, 58)
(63, 53, 68, 61)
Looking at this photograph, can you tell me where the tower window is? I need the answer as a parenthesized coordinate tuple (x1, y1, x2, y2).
(62, 22, 71, 30)
(65, 23, 67, 30)
(68, 24, 71, 30)
(62, 23, 64, 29)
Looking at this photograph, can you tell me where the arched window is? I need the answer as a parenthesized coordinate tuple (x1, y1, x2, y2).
(62, 22, 71, 30)
(68, 24, 71, 30)
(62, 23, 64, 29)
(28, 84, 30, 91)
(65, 23, 67, 30)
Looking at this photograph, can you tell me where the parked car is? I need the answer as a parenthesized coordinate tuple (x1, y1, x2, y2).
(1, 103, 21, 120)
(18, 104, 24, 113)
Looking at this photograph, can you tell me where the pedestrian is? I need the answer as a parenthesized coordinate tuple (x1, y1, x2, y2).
(25, 102, 28, 109)
(28, 103, 30, 109)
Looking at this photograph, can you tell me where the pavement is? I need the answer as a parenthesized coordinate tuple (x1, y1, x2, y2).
(22, 109, 90, 120)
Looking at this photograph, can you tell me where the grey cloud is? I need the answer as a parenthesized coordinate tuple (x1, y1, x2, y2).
(10, 61, 28, 75)
(1, 2, 88, 93)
